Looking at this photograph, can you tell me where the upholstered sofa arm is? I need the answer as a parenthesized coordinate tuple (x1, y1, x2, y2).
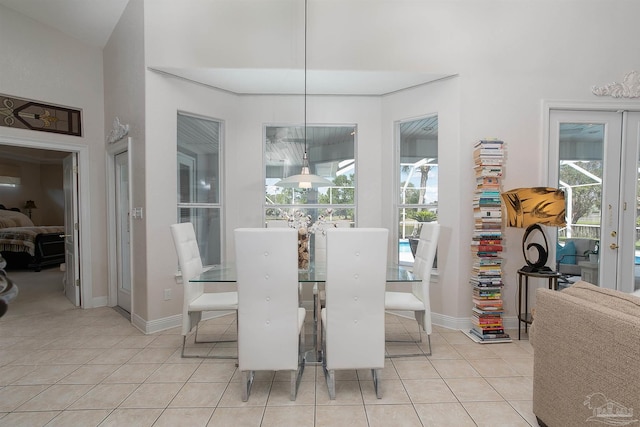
(532, 281, 640, 427)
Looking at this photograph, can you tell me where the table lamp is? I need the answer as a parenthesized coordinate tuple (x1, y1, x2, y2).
(24, 200, 37, 219)
(501, 187, 566, 273)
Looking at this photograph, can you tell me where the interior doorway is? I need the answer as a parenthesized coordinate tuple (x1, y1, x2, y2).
(0, 135, 91, 307)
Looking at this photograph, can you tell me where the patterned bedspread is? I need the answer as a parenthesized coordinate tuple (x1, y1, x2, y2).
(0, 226, 65, 256)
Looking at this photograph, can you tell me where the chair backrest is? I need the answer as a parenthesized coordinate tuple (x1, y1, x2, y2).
(234, 228, 300, 371)
(412, 222, 440, 300)
(411, 222, 440, 336)
(324, 228, 388, 371)
(313, 220, 351, 264)
(170, 222, 205, 334)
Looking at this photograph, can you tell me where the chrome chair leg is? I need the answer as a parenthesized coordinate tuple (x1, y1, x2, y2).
(385, 311, 432, 358)
(372, 368, 382, 399)
(241, 370, 255, 402)
(181, 317, 238, 360)
(325, 369, 336, 400)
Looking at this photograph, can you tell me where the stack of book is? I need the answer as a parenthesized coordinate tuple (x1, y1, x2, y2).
(468, 139, 511, 343)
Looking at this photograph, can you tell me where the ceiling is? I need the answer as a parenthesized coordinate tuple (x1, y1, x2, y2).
(0, 0, 450, 95)
(0, 0, 129, 49)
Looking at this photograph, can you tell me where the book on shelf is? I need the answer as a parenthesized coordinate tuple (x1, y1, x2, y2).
(473, 290, 501, 296)
(471, 307, 504, 315)
(471, 245, 503, 252)
(474, 139, 504, 148)
(468, 329, 510, 341)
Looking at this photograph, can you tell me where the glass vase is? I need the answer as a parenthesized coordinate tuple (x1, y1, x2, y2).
(298, 228, 310, 270)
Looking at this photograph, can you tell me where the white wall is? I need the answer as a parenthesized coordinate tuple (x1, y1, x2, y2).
(139, 0, 640, 327)
(144, 71, 240, 321)
(104, 0, 147, 318)
(0, 4, 106, 304)
(382, 77, 463, 320)
(0, 160, 63, 226)
(6, 0, 640, 328)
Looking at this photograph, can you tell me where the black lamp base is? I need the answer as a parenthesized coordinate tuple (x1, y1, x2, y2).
(520, 265, 553, 274)
(521, 224, 552, 273)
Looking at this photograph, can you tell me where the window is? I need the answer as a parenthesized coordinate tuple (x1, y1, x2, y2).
(396, 115, 438, 265)
(264, 124, 356, 232)
(176, 112, 223, 266)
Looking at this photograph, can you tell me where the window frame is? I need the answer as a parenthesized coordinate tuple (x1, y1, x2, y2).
(263, 123, 357, 227)
(176, 111, 225, 267)
(394, 114, 439, 267)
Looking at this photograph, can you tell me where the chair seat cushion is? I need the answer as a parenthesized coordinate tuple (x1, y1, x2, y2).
(385, 291, 424, 311)
(189, 291, 238, 311)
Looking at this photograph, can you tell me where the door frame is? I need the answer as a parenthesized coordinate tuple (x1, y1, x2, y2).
(544, 100, 640, 292)
(106, 137, 132, 314)
(0, 134, 92, 306)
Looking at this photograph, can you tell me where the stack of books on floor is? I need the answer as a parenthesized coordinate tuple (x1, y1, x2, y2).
(467, 139, 511, 344)
(470, 288, 510, 341)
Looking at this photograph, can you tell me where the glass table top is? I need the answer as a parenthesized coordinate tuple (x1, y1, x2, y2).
(191, 262, 419, 283)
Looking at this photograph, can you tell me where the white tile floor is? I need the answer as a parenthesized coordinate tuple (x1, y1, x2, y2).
(0, 269, 539, 426)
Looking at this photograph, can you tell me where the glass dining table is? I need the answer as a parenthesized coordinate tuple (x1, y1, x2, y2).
(190, 261, 420, 363)
(190, 261, 418, 283)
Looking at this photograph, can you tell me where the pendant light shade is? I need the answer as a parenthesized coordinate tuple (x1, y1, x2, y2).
(275, 153, 333, 188)
(275, 0, 332, 189)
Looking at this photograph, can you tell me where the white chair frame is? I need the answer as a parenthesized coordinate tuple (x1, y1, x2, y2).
(170, 222, 238, 360)
(385, 222, 440, 357)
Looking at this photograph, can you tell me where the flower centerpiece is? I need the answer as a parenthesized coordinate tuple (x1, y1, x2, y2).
(281, 208, 336, 270)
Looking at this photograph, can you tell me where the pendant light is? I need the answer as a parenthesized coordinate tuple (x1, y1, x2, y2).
(275, 0, 333, 189)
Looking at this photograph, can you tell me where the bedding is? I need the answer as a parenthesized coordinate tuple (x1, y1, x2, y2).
(0, 209, 35, 228)
(0, 207, 65, 271)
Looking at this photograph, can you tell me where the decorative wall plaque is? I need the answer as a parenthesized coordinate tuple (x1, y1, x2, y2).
(0, 94, 82, 136)
(106, 117, 130, 144)
(592, 71, 640, 99)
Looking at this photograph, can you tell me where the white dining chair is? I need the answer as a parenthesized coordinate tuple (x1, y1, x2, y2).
(385, 222, 440, 357)
(321, 228, 388, 399)
(170, 222, 238, 359)
(234, 228, 306, 402)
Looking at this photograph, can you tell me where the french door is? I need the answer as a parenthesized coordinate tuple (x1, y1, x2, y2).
(549, 109, 640, 293)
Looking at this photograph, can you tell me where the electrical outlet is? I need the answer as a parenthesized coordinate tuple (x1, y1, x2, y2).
(164, 289, 172, 300)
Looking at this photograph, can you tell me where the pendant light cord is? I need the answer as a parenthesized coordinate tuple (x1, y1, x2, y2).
(304, 0, 308, 155)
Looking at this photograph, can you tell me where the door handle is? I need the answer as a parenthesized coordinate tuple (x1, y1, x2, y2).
(59, 234, 72, 238)
(610, 243, 619, 249)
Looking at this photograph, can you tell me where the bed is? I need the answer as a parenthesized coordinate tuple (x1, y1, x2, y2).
(0, 206, 65, 271)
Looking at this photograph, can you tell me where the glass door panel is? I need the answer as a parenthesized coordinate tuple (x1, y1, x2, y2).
(549, 110, 628, 291)
(621, 112, 640, 292)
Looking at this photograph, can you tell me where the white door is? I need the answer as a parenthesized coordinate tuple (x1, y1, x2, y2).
(115, 151, 131, 313)
(63, 154, 80, 306)
(549, 110, 640, 292)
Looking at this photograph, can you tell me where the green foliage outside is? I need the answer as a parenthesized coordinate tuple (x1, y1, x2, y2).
(559, 161, 602, 225)
(408, 210, 437, 222)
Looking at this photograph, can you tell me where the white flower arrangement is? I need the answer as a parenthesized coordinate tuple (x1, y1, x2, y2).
(281, 208, 336, 235)
(279, 208, 337, 269)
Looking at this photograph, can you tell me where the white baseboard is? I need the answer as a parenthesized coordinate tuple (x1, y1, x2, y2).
(92, 296, 108, 308)
(130, 309, 517, 336)
(131, 311, 235, 335)
(387, 311, 519, 333)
